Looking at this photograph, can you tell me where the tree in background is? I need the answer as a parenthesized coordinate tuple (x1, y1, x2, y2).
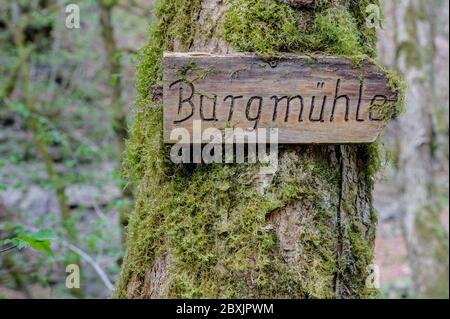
(391, 0, 448, 298)
(0, 0, 148, 298)
(0, 0, 84, 298)
(115, 0, 405, 298)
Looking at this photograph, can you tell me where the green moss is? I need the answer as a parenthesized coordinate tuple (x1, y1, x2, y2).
(347, 0, 382, 57)
(265, 154, 341, 298)
(222, 1, 377, 57)
(135, 0, 203, 107)
(134, 27, 163, 107)
(154, 0, 203, 50)
(366, 68, 407, 124)
(386, 69, 408, 117)
(343, 218, 378, 298)
(396, 41, 422, 68)
(175, 62, 219, 85)
(223, 0, 308, 55)
(358, 141, 382, 187)
(118, 127, 344, 297)
(335, 145, 380, 299)
(313, 6, 365, 56)
(397, 1, 427, 69)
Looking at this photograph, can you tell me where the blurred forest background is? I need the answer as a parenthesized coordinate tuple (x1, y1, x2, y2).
(0, 0, 448, 299)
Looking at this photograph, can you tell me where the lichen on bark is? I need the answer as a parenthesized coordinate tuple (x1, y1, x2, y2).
(115, 0, 404, 299)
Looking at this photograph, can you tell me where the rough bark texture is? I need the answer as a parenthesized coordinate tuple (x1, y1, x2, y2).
(115, 0, 390, 299)
(395, 0, 449, 298)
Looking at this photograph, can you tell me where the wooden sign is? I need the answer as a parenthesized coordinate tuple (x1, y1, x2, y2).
(163, 52, 397, 144)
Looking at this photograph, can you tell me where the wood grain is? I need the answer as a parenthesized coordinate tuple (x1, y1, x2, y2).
(163, 52, 397, 144)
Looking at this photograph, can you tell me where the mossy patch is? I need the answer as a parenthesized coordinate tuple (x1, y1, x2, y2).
(222, 0, 377, 57)
(313, 6, 365, 56)
(222, 0, 308, 55)
(117, 102, 344, 297)
(386, 69, 408, 118)
(367, 68, 408, 123)
(135, 0, 203, 107)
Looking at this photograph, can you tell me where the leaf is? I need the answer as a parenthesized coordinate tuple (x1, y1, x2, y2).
(28, 239, 53, 256)
(3, 229, 57, 256)
(8, 102, 30, 118)
(29, 229, 57, 241)
(110, 73, 121, 86)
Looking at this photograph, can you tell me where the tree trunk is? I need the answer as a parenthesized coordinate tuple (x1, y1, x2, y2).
(395, 0, 449, 298)
(115, 0, 385, 299)
(98, 0, 128, 153)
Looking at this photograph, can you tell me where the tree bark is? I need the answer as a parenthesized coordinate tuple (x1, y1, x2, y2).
(115, 0, 380, 299)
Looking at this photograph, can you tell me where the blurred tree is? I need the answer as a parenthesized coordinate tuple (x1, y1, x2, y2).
(115, 0, 402, 299)
(1, 0, 150, 299)
(0, 2, 73, 239)
(98, 0, 127, 153)
(97, 0, 129, 245)
(393, 0, 449, 298)
(0, 0, 83, 298)
(96, 0, 154, 245)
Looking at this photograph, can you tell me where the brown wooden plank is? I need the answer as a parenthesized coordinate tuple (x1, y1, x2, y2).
(163, 52, 397, 144)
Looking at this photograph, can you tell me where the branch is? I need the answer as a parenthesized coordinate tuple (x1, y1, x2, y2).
(19, 225, 115, 292)
(0, 46, 34, 100)
(0, 245, 18, 253)
(62, 241, 115, 292)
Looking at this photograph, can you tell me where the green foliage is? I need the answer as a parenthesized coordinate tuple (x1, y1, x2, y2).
(3, 228, 56, 256)
(0, 0, 135, 298)
(155, 0, 203, 49)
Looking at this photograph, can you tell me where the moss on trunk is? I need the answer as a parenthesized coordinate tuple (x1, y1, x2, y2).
(115, 0, 404, 299)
